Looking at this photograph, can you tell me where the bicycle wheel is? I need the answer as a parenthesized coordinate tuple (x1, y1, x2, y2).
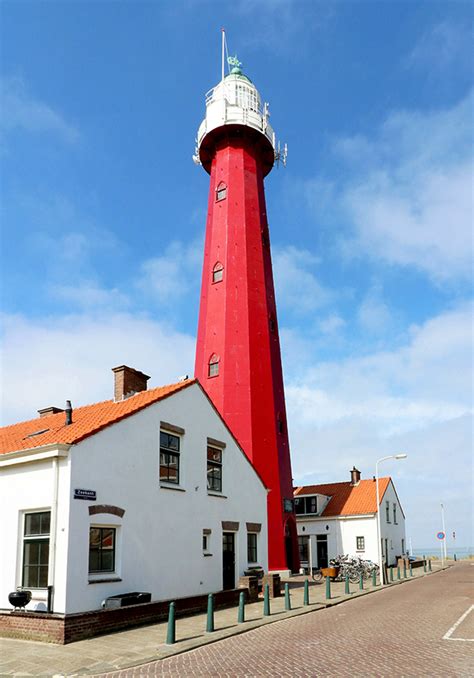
(312, 568, 323, 581)
(349, 570, 360, 584)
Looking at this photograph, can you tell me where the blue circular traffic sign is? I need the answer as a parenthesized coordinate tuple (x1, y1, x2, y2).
(437, 531, 445, 540)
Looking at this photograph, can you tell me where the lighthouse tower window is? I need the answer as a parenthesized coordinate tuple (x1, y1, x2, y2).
(212, 262, 224, 283)
(216, 182, 227, 201)
(208, 354, 220, 378)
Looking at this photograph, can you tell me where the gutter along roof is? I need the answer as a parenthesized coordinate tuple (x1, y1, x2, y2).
(294, 478, 392, 517)
(0, 380, 196, 455)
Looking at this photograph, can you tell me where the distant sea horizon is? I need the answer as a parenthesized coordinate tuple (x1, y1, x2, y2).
(411, 546, 473, 559)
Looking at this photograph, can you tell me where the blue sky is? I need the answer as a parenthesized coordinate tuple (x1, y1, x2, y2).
(1, 1, 472, 551)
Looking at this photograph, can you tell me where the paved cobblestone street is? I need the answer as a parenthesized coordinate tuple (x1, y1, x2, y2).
(0, 562, 472, 676)
(97, 562, 473, 677)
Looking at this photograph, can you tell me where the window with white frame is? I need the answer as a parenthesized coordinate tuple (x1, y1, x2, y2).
(203, 529, 212, 555)
(401, 538, 405, 554)
(212, 262, 224, 283)
(160, 430, 180, 483)
(247, 533, 258, 563)
(208, 354, 219, 378)
(22, 511, 51, 588)
(386, 500, 391, 523)
(89, 526, 116, 573)
(356, 536, 365, 551)
(207, 445, 223, 492)
(393, 503, 397, 524)
(216, 182, 227, 201)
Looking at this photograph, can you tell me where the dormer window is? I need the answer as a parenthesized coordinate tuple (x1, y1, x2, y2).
(216, 182, 227, 201)
(212, 262, 224, 283)
(294, 495, 318, 515)
(208, 354, 220, 378)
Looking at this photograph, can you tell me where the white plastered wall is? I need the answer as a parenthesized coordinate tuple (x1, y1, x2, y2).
(0, 453, 71, 612)
(296, 481, 406, 568)
(65, 383, 268, 613)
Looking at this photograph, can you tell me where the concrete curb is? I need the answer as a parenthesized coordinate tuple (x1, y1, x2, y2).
(84, 565, 451, 677)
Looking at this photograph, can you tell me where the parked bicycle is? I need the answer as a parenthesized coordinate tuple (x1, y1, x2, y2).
(329, 554, 379, 582)
(310, 568, 323, 582)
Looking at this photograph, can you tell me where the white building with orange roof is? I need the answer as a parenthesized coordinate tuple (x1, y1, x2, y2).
(294, 467, 406, 570)
(0, 366, 268, 626)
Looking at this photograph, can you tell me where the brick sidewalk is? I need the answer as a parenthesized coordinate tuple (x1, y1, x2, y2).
(0, 562, 449, 677)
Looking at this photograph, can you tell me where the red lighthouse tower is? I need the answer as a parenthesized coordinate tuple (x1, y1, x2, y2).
(194, 55, 299, 573)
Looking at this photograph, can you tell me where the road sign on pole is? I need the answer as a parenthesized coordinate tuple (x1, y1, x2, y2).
(437, 531, 445, 540)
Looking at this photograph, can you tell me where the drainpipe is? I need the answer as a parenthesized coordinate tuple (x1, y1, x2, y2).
(47, 456, 60, 613)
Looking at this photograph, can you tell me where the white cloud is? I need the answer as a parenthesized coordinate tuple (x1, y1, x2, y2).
(319, 313, 346, 335)
(1, 77, 79, 143)
(136, 239, 203, 306)
(357, 284, 392, 334)
(286, 303, 472, 474)
(312, 92, 473, 282)
(273, 245, 334, 313)
(0, 312, 195, 426)
(51, 282, 130, 311)
(406, 21, 472, 72)
(230, 0, 333, 56)
(285, 303, 473, 546)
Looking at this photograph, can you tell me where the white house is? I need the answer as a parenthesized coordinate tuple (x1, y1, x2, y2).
(0, 366, 268, 617)
(294, 467, 406, 569)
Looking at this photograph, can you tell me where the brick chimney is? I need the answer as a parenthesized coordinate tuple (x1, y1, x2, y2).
(38, 406, 64, 418)
(350, 466, 361, 486)
(112, 365, 150, 401)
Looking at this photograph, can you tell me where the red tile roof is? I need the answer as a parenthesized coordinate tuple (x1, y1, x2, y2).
(294, 478, 391, 516)
(0, 380, 196, 455)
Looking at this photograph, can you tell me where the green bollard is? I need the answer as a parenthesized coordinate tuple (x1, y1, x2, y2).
(390, 567, 394, 582)
(429, 559, 432, 571)
(397, 565, 401, 580)
(359, 573, 364, 590)
(303, 579, 309, 606)
(206, 593, 214, 632)
(284, 583, 291, 611)
(423, 556, 427, 572)
(403, 561, 407, 579)
(263, 583, 271, 616)
(166, 601, 176, 644)
(345, 574, 350, 595)
(238, 590, 245, 623)
(372, 569, 377, 587)
(325, 576, 331, 600)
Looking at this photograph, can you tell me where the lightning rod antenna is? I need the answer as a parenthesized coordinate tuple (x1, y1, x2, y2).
(221, 28, 225, 82)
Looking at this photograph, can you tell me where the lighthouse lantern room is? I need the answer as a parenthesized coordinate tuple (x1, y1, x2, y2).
(194, 43, 299, 575)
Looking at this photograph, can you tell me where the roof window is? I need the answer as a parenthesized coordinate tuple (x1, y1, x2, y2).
(24, 428, 50, 439)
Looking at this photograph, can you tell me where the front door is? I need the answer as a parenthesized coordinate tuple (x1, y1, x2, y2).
(222, 532, 235, 590)
(316, 536, 328, 568)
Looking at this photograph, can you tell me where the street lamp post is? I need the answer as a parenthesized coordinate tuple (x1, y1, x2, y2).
(376, 454, 407, 586)
(440, 503, 447, 564)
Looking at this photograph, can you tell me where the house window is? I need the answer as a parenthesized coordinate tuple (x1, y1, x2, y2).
(298, 535, 309, 563)
(401, 538, 405, 554)
(356, 536, 365, 551)
(386, 500, 390, 523)
(160, 430, 180, 483)
(216, 182, 227, 201)
(207, 446, 222, 492)
(208, 354, 219, 378)
(212, 262, 224, 283)
(22, 511, 50, 588)
(294, 496, 318, 515)
(89, 527, 116, 573)
(393, 503, 397, 524)
(247, 533, 258, 563)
